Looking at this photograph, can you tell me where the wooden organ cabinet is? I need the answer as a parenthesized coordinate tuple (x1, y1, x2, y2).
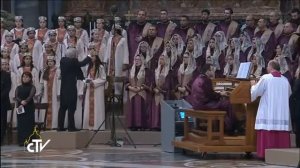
(173, 78, 259, 155)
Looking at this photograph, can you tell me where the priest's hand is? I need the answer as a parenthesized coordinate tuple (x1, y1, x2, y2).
(250, 80, 256, 86)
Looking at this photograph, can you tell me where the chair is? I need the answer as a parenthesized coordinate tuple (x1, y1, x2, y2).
(35, 103, 49, 132)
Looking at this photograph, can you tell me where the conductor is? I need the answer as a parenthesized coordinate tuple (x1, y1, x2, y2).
(58, 48, 91, 131)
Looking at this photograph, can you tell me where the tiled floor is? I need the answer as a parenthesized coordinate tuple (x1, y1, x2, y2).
(0, 145, 292, 168)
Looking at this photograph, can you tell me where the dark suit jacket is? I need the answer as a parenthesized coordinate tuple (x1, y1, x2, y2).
(1, 70, 12, 110)
(59, 56, 91, 104)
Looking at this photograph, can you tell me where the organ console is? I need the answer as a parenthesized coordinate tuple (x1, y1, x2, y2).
(173, 78, 259, 155)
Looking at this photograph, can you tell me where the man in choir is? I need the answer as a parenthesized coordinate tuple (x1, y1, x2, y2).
(290, 8, 300, 27)
(217, 7, 240, 41)
(25, 27, 43, 70)
(35, 16, 49, 43)
(57, 48, 91, 131)
(173, 15, 194, 42)
(194, 9, 217, 45)
(1, 58, 12, 145)
(277, 22, 299, 58)
(241, 15, 256, 39)
(251, 60, 291, 159)
(1, 17, 9, 45)
(156, 9, 177, 43)
(142, 25, 164, 71)
(56, 16, 67, 43)
(127, 9, 151, 66)
(269, 12, 284, 40)
(73, 17, 89, 51)
(104, 25, 129, 95)
(255, 18, 276, 66)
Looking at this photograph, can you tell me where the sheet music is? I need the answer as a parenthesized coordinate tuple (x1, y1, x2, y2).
(236, 62, 252, 79)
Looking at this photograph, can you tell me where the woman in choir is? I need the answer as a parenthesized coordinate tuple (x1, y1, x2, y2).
(240, 31, 252, 62)
(185, 35, 205, 68)
(1, 47, 14, 74)
(274, 44, 293, 84)
(16, 52, 40, 97)
(38, 42, 57, 73)
(185, 66, 237, 134)
(223, 54, 239, 77)
(95, 18, 110, 46)
(10, 16, 27, 43)
(1, 32, 19, 61)
(13, 41, 29, 73)
(134, 41, 151, 68)
(213, 31, 227, 52)
(126, 55, 150, 130)
(150, 55, 171, 130)
(205, 37, 225, 78)
(40, 56, 61, 129)
(90, 29, 106, 62)
(26, 27, 43, 69)
(226, 38, 242, 63)
(248, 38, 265, 78)
(15, 72, 36, 146)
(170, 34, 186, 59)
(174, 52, 196, 99)
(1, 17, 10, 45)
(83, 48, 106, 130)
(56, 16, 67, 44)
(35, 16, 49, 44)
(46, 30, 66, 66)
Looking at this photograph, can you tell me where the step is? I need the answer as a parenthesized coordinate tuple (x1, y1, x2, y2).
(265, 148, 300, 167)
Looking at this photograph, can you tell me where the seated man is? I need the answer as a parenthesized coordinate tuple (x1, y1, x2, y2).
(185, 66, 237, 134)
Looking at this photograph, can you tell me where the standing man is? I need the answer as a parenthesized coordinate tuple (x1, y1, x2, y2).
(1, 58, 12, 145)
(269, 12, 284, 40)
(173, 15, 194, 42)
(217, 7, 240, 41)
(241, 15, 256, 39)
(127, 9, 151, 66)
(251, 60, 291, 159)
(194, 9, 217, 45)
(57, 48, 91, 131)
(156, 9, 177, 43)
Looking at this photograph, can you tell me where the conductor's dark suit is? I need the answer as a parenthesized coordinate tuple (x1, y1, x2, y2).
(1, 70, 11, 144)
(58, 56, 91, 131)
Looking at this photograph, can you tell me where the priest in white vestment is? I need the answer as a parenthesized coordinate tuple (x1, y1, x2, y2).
(251, 60, 292, 159)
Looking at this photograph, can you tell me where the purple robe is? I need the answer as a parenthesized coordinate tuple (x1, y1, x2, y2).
(255, 30, 276, 65)
(217, 20, 240, 39)
(277, 34, 291, 46)
(194, 22, 217, 45)
(215, 51, 226, 78)
(173, 26, 190, 42)
(243, 26, 255, 39)
(127, 22, 148, 66)
(241, 47, 251, 63)
(156, 21, 169, 39)
(142, 36, 164, 71)
(185, 75, 237, 132)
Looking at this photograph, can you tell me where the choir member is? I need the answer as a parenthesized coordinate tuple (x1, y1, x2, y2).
(35, 16, 49, 44)
(226, 38, 243, 62)
(25, 27, 43, 69)
(55, 16, 67, 43)
(95, 18, 110, 46)
(83, 47, 106, 130)
(185, 36, 204, 68)
(135, 41, 151, 68)
(73, 17, 89, 52)
(241, 15, 256, 39)
(15, 72, 36, 146)
(1, 47, 14, 74)
(1, 32, 19, 61)
(142, 25, 164, 71)
(46, 30, 66, 66)
(104, 25, 129, 95)
(156, 9, 177, 42)
(174, 52, 196, 99)
(127, 9, 151, 66)
(277, 22, 299, 57)
(274, 44, 293, 84)
(240, 31, 252, 62)
(248, 38, 265, 78)
(254, 18, 276, 66)
(1, 17, 9, 45)
(173, 15, 195, 42)
(38, 42, 57, 73)
(110, 17, 128, 42)
(269, 12, 284, 40)
(10, 16, 28, 43)
(90, 29, 106, 62)
(290, 8, 300, 27)
(126, 55, 150, 130)
(170, 34, 186, 59)
(194, 9, 217, 45)
(39, 56, 61, 129)
(13, 41, 29, 73)
(223, 53, 239, 77)
(217, 7, 239, 40)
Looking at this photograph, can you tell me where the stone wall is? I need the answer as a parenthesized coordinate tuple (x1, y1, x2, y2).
(62, 0, 291, 21)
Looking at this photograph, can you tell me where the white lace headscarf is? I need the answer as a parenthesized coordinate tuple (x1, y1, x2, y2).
(178, 52, 196, 75)
(134, 41, 151, 67)
(240, 31, 252, 52)
(170, 34, 185, 57)
(206, 38, 222, 70)
(163, 41, 177, 69)
(213, 31, 227, 51)
(130, 54, 146, 80)
(155, 54, 170, 85)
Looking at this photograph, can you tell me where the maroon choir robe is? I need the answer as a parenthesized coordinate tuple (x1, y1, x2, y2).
(127, 22, 151, 66)
(156, 21, 176, 42)
(194, 21, 217, 45)
(255, 30, 276, 65)
(243, 26, 256, 39)
(269, 23, 284, 40)
(217, 20, 240, 40)
(172, 26, 194, 43)
(142, 36, 164, 71)
(185, 74, 236, 132)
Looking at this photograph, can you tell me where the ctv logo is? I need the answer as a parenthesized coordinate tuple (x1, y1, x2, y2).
(24, 126, 51, 153)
